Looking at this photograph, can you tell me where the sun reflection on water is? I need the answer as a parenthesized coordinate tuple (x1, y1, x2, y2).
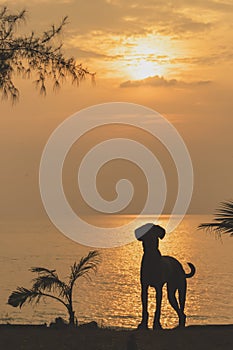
(0, 215, 232, 329)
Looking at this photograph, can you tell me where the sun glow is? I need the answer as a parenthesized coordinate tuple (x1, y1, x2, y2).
(71, 32, 178, 80)
(121, 36, 172, 80)
(126, 59, 165, 80)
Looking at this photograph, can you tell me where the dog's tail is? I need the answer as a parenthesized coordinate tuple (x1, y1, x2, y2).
(185, 262, 196, 278)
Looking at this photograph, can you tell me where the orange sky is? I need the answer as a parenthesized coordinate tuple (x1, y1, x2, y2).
(0, 0, 233, 219)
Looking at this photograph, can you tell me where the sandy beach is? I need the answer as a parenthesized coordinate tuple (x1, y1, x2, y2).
(0, 325, 233, 350)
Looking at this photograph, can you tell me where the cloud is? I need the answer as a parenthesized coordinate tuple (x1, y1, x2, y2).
(3, 0, 217, 37)
(66, 47, 124, 61)
(170, 50, 233, 65)
(120, 75, 212, 88)
(174, 0, 233, 12)
(2, 0, 232, 80)
(2, 0, 232, 40)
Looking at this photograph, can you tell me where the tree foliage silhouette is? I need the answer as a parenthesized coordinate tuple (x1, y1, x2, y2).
(8, 251, 100, 326)
(198, 200, 233, 236)
(0, 7, 93, 102)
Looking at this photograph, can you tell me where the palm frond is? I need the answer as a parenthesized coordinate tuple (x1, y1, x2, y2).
(214, 201, 233, 221)
(32, 275, 68, 297)
(30, 267, 69, 298)
(8, 287, 42, 308)
(69, 251, 100, 285)
(198, 200, 233, 236)
(30, 267, 56, 274)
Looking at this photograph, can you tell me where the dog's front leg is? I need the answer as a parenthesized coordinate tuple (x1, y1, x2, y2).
(153, 286, 163, 330)
(137, 284, 149, 330)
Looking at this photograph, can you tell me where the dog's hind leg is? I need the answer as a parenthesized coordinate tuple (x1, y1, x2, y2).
(153, 285, 163, 330)
(167, 285, 185, 327)
(178, 279, 187, 327)
(137, 284, 149, 330)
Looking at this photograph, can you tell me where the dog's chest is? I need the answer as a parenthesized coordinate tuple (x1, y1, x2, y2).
(140, 255, 165, 285)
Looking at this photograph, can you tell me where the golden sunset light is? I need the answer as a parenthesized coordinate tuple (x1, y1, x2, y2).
(0, 1, 233, 349)
(126, 59, 165, 80)
(121, 36, 172, 79)
(67, 32, 179, 79)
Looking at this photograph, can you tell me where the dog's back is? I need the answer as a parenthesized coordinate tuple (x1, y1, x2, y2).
(141, 255, 185, 287)
(161, 256, 185, 282)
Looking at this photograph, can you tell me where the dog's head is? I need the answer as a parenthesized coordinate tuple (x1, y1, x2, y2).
(135, 223, 166, 243)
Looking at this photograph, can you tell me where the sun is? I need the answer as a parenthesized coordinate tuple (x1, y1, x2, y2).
(121, 36, 170, 80)
(126, 59, 165, 80)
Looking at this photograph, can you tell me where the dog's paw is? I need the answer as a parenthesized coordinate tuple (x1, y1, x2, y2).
(137, 323, 149, 330)
(153, 323, 163, 331)
(178, 314, 186, 328)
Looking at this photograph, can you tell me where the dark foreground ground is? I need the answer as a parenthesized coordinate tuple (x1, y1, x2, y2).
(0, 324, 233, 350)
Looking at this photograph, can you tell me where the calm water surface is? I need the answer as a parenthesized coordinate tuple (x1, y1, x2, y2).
(0, 215, 232, 329)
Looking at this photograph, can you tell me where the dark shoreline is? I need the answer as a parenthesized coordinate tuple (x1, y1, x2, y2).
(0, 324, 233, 349)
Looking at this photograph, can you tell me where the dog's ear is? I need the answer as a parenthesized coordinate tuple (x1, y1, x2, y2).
(154, 225, 166, 239)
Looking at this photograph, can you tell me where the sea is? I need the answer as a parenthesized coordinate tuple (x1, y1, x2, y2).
(0, 215, 232, 329)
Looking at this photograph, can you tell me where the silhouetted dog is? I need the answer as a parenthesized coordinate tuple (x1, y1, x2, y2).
(135, 223, 195, 330)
